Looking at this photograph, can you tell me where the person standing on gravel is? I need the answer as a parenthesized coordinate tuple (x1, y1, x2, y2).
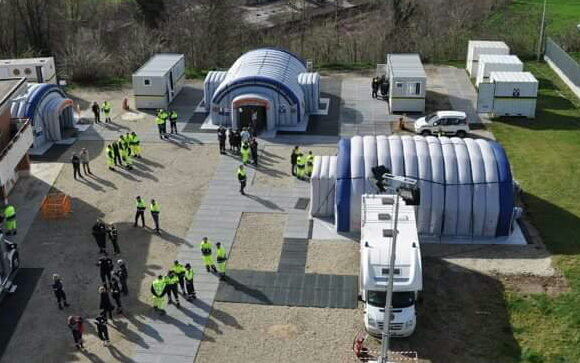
(114, 259, 129, 296)
(51, 274, 70, 310)
(200, 237, 217, 273)
(71, 152, 82, 180)
(150, 199, 160, 234)
(290, 146, 300, 176)
(169, 109, 178, 134)
(67, 316, 85, 350)
(110, 277, 123, 314)
(96, 255, 114, 288)
(134, 196, 146, 228)
(92, 102, 101, 124)
(92, 219, 108, 254)
(112, 141, 122, 167)
(151, 275, 167, 314)
(80, 148, 91, 176)
(217, 126, 227, 155)
(99, 286, 114, 319)
(107, 224, 120, 255)
(94, 312, 110, 346)
(102, 100, 112, 123)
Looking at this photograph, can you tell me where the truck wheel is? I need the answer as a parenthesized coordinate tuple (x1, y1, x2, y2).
(456, 130, 467, 138)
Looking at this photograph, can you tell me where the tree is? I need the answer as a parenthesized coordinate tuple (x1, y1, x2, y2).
(133, 0, 165, 28)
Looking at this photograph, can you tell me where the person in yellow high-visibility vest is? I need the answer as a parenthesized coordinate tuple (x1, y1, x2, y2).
(305, 151, 314, 178)
(134, 196, 146, 227)
(200, 237, 217, 273)
(130, 132, 141, 158)
(150, 275, 167, 314)
(4, 204, 16, 235)
(215, 242, 227, 279)
(156, 110, 166, 139)
(240, 142, 251, 164)
(102, 101, 112, 123)
(295, 153, 306, 179)
(184, 263, 196, 301)
(171, 260, 186, 294)
(106, 145, 115, 171)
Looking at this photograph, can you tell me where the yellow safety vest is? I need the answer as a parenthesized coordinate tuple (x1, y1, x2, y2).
(136, 199, 146, 211)
(185, 269, 194, 281)
(150, 203, 160, 213)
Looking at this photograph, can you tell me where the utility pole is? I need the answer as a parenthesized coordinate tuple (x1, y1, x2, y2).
(536, 0, 547, 61)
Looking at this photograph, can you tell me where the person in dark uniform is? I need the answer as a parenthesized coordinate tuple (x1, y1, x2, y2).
(94, 312, 110, 346)
(250, 138, 258, 166)
(99, 286, 114, 320)
(67, 316, 84, 350)
(290, 146, 300, 176)
(233, 130, 241, 154)
(112, 141, 122, 166)
(217, 126, 227, 155)
(227, 127, 234, 151)
(371, 77, 379, 98)
(107, 224, 120, 255)
(71, 152, 82, 180)
(92, 102, 101, 124)
(97, 255, 114, 288)
(110, 277, 123, 314)
(114, 259, 129, 296)
(92, 219, 108, 255)
(52, 274, 70, 310)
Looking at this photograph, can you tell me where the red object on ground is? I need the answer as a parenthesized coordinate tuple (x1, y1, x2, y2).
(123, 98, 129, 110)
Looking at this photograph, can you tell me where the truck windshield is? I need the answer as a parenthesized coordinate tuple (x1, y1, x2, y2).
(367, 291, 415, 308)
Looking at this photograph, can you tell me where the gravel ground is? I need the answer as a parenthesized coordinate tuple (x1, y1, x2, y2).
(305, 239, 360, 276)
(227, 213, 286, 271)
(0, 141, 217, 363)
(196, 302, 365, 363)
(254, 146, 337, 188)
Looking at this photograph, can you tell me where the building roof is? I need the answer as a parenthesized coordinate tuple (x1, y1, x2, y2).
(0, 78, 27, 112)
(490, 71, 538, 83)
(387, 54, 427, 78)
(468, 40, 509, 50)
(0, 57, 54, 66)
(134, 54, 184, 77)
(478, 54, 522, 65)
(212, 48, 307, 107)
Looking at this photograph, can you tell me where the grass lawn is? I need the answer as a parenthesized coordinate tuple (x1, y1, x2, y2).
(490, 61, 580, 362)
(570, 52, 580, 63)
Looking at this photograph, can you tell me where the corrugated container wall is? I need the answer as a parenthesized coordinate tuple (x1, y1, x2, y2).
(466, 41, 509, 77)
(204, 71, 227, 112)
(490, 71, 538, 118)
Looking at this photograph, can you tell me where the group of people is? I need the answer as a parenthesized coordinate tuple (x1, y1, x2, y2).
(70, 148, 92, 180)
(91, 101, 112, 124)
(105, 132, 141, 171)
(371, 76, 389, 99)
(150, 237, 227, 314)
(155, 108, 178, 139)
(290, 146, 314, 180)
(134, 196, 161, 234)
(55, 251, 129, 348)
(92, 219, 121, 255)
(218, 126, 259, 166)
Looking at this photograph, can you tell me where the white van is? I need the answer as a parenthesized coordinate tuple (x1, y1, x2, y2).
(360, 195, 422, 338)
(413, 111, 469, 137)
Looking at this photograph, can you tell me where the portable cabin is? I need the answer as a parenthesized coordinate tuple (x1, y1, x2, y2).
(466, 41, 510, 78)
(0, 57, 57, 84)
(475, 55, 523, 88)
(477, 72, 538, 118)
(132, 54, 185, 109)
(386, 54, 426, 113)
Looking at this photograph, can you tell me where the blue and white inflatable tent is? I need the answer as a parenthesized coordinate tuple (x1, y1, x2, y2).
(334, 135, 516, 238)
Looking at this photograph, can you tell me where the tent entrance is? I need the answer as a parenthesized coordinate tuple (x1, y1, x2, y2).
(238, 105, 266, 134)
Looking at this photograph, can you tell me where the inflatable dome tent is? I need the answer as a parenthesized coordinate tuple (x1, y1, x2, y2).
(312, 135, 516, 238)
(10, 83, 74, 150)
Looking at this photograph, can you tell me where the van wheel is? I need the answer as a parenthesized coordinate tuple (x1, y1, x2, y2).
(420, 130, 430, 136)
(456, 130, 467, 138)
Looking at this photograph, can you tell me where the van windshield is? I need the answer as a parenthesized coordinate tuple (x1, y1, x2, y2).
(367, 291, 416, 308)
(426, 113, 438, 122)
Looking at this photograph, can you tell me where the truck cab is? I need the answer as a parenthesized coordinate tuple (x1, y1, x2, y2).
(360, 195, 422, 338)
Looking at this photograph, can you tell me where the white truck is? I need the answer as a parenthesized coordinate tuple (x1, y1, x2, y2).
(359, 194, 422, 338)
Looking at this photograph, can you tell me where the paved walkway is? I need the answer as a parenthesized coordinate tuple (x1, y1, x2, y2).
(438, 66, 490, 124)
(130, 147, 312, 363)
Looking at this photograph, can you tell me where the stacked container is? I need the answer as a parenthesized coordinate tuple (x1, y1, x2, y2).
(490, 71, 538, 118)
(466, 41, 510, 78)
(476, 55, 523, 87)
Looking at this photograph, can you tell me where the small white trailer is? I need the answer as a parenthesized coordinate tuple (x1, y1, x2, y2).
(466, 41, 510, 78)
(386, 54, 427, 113)
(476, 55, 523, 88)
(477, 71, 538, 118)
(132, 54, 185, 109)
(0, 57, 57, 84)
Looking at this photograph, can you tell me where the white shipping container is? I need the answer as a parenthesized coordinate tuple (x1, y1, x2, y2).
(466, 41, 509, 77)
(0, 57, 57, 84)
(476, 55, 523, 87)
(492, 98, 537, 118)
(490, 71, 538, 97)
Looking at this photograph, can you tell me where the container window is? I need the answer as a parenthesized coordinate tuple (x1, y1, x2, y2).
(144, 79, 151, 86)
(396, 82, 403, 88)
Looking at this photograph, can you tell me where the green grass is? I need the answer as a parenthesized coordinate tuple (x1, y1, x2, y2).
(316, 62, 375, 71)
(490, 61, 580, 362)
(185, 67, 212, 80)
(570, 52, 580, 63)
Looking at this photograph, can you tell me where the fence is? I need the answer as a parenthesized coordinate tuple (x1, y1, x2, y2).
(544, 37, 580, 99)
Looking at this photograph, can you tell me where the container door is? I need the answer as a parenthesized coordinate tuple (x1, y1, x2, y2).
(0, 67, 8, 79)
(477, 83, 495, 113)
(35, 66, 44, 83)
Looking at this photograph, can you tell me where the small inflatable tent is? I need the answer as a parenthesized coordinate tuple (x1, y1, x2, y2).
(325, 135, 516, 238)
(10, 83, 74, 149)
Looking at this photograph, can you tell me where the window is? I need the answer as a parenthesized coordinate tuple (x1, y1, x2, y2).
(396, 82, 403, 88)
(367, 291, 415, 308)
(414, 82, 421, 95)
(144, 79, 151, 86)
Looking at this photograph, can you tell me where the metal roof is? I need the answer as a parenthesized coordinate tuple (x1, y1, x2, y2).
(0, 78, 26, 111)
(478, 54, 522, 65)
(212, 48, 307, 106)
(387, 54, 427, 78)
(490, 71, 538, 83)
(0, 57, 54, 66)
(133, 54, 184, 77)
(468, 40, 509, 50)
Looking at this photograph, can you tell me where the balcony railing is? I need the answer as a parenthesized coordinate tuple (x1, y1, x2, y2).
(0, 118, 32, 163)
